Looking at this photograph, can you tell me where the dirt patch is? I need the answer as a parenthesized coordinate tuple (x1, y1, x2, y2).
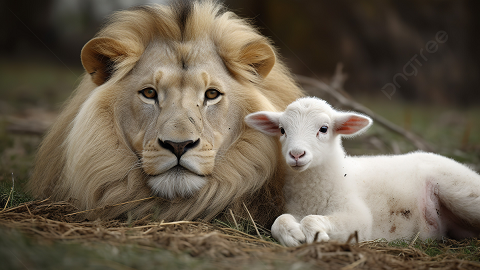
(1, 199, 480, 269)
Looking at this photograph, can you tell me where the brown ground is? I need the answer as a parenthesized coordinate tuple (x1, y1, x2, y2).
(1, 199, 480, 269)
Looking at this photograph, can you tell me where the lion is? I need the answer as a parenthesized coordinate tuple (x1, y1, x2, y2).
(27, 0, 303, 226)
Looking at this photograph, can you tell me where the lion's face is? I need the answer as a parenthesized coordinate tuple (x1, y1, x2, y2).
(117, 40, 244, 199)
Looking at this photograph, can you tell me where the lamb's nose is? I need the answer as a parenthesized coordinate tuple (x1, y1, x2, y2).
(159, 139, 200, 159)
(289, 151, 306, 161)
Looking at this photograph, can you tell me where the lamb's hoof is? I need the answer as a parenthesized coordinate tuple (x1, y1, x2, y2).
(300, 215, 332, 243)
(271, 214, 306, 247)
(313, 231, 330, 242)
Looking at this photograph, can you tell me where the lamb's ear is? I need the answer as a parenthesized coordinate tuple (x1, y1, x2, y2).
(245, 111, 282, 136)
(334, 112, 372, 137)
(240, 42, 276, 78)
(81, 37, 130, 85)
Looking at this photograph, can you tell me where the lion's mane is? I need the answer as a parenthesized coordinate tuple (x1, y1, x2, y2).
(28, 0, 303, 226)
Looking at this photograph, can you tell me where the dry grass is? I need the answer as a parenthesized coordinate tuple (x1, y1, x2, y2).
(1, 199, 480, 269)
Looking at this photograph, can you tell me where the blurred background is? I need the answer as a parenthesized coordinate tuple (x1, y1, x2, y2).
(0, 0, 479, 195)
(2, 0, 479, 104)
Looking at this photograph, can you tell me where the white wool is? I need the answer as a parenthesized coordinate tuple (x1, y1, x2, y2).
(246, 97, 480, 247)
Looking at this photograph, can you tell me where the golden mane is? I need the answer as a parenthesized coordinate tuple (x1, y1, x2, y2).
(28, 0, 303, 227)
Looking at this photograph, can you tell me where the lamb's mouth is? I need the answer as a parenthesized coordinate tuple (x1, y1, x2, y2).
(289, 161, 310, 171)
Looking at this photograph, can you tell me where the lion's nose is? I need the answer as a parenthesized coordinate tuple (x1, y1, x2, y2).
(159, 139, 200, 159)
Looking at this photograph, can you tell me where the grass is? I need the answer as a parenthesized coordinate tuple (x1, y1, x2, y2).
(0, 228, 222, 270)
(354, 96, 480, 162)
(0, 204, 317, 270)
(387, 238, 444, 257)
(1, 61, 480, 268)
(0, 123, 35, 208)
(0, 228, 320, 270)
(213, 216, 278, 244)
(0, 59, 79, 208)
(0, 174, 32, 210)
(0, 59, 82, 114)
(387, 238, 480, 261)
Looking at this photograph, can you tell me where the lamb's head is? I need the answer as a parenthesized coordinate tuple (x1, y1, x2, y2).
(245, 97, 372, 171)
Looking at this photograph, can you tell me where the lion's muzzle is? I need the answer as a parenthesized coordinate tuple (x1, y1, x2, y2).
(142, 134, 216, 198)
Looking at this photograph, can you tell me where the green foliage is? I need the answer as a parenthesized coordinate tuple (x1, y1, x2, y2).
(355, 97, 480, 158)
(387, 238, 480, 261)
(0, 121, 35, 208)
(0, 61, 82, 113)
(387, 238, 410, 249)
(214, 216, 278, 244)
(0, 176, 32, 209)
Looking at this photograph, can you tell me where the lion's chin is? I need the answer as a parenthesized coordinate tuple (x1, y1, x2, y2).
(147, 166, 207, 199)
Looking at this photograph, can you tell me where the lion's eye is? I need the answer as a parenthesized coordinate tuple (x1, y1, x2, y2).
(140, 88, 157, 99)
(205, 89, 221, 100)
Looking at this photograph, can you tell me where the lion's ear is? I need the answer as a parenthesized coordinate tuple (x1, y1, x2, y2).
(240, 42, 276, 78)
(81, 37, 129, 85)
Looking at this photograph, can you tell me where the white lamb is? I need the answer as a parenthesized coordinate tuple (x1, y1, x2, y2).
(245, 97, 480, 247)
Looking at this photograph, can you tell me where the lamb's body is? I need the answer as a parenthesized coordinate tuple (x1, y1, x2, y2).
(245, 97, 480, 246)
(285, 151, 480, 242)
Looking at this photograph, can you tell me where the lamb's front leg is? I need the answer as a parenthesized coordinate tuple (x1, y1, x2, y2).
(271, 214, 306, 247)
(300, 211, 372, 243)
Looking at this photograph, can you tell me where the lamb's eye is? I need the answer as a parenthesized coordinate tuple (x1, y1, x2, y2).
(205, 89, 221, 100)
(140, 88, 157, 99)
(320, 126, 328, 134)
(280, 127, 285, 135)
